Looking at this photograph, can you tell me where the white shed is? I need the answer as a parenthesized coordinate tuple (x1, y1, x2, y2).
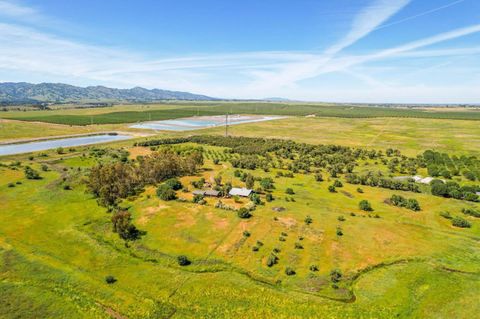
(229, 188, 253, 197)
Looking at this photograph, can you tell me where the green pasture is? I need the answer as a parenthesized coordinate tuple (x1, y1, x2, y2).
(1, 139, 479, 318)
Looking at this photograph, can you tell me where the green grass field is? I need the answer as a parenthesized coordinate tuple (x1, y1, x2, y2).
(1, 122, 480, 318)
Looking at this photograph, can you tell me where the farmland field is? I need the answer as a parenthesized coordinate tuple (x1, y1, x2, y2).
(2, 102, 480, 125)
(1, 113, 480, 318)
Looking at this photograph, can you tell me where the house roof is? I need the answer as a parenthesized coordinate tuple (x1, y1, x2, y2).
(205, 190, 220, 196)
(192, 189, 220, 197)
(229, 187, 253, 197)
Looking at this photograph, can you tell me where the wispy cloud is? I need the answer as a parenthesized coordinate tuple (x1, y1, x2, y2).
(0, 0, 478, 102)
(326, 0, 412, 55)
(374, 0, 466, 31)
(247, 0, 412, 91)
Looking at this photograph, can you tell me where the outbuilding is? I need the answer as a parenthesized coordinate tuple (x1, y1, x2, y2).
(192, 190, 221, 197)
(229, 187, 253, 197)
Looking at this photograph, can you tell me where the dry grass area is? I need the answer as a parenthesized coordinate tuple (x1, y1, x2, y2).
(202, 117, 480, 156)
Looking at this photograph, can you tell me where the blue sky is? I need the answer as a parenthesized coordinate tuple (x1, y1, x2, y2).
(0, 0, 479, 103)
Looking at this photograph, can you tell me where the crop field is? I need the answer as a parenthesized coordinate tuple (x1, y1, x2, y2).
(1, 124, 480, 318)
(2, 102, 480, 125)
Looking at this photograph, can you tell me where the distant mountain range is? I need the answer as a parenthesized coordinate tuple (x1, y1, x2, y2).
(0, 82, 216, 104)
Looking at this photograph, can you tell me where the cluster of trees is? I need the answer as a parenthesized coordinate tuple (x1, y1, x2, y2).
(386, 156, 420, 175)
(430, 179, 479, 202)
(230, 155, 267, 170)
(462, 208, 480, 218)
(345, 172, 420, 193)
(423, 150, 480, 181)
(440, 211, 473, 228)
(390, 195, 421, 211)
(24, 166, 41, 180)
(137, 136, 389, 177)
(87, 149, 202, 207)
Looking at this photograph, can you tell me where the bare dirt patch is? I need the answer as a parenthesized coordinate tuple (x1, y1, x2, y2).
(277, 217, 297, 229)
(137, 204, 168, 225)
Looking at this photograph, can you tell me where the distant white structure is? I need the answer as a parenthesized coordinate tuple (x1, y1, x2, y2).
(476, 192, 480, 196)
(229, 187, 253, 197)
(412, 175, 423, 183)
(396, 175, 441, 185)
(419, 177, 435, 184)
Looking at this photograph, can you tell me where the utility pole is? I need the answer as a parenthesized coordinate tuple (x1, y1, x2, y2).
(225, 113, 229, 137)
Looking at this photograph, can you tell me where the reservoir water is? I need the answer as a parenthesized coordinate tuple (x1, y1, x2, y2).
(0, 134, 132, 156)
(130, 115, 285, 131)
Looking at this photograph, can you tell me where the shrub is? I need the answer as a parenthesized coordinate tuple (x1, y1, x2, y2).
(273, 247, 281, 253)
(337, 216, 345, 222)
(440, 211, 452, 219)
(452, 217, 471, 228)
(105, 275, 117, 284)
(250, 193, 262, 205)
(357, 188, 364, 193)
(333, 180, 343, 188)
(156, 184, 177, 201)
(314, 173, 323, 182)
(310, 264, 319, 272)
(279, 236, 286, 242)
(63, 185, 71, 190)
(390, 194, 421, 211)
(252, 246, 259, 252)
(260, 177, 275, 190)
(165, 178, 183, 190)
(266, 254, 278, 267)
(193, 194, 205, 203)
(213, 158, 220, 165)
(406, 198, 421, 211)
(294, 242, 303, 249)
(328, 185, 336, 193)
(462, 208, 480, 218)
(41, 164, 49, 171)
(177, 255, 191, 266)
(24, 166, 41, 180)
(431, 180, 448, 196)
(336, 227, 343, 236)
(359, 200, 373, 211)
(285, 267, 296, 276)
(243, 230, 251, 237)
(350, 212, 356, 216)
(256, 240, 264, 246)
(304, 215, 313, 225)
(266, 193, 274, 202)
(285, 188, 294, 195)
(237, 208, 252, 219)
(330, 269, 342, 283)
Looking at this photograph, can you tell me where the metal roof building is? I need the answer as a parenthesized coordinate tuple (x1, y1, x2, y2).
(192, 190, 220, 197)
(229, 188, 253, 197)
